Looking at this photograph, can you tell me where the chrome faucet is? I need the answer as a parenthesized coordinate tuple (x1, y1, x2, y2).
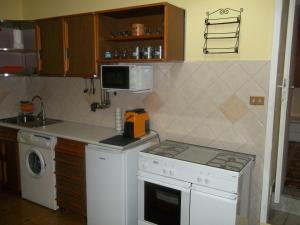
(32, 95, 45, 122)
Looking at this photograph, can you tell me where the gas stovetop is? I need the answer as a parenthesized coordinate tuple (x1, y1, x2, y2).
(142, 140, 254, 172)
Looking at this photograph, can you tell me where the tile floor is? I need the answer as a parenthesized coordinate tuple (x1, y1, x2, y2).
(284, 187, 300, 200)
(270, 210, 300, 225)
(285, 142, 300, 190)
(0, 190, 86, 225)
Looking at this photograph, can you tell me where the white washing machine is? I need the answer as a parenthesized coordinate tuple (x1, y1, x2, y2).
(18, 130, 58, 210)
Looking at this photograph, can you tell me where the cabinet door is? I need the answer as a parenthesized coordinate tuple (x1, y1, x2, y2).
(3, 140, 20, 192)
(64, 14, 98, 77)
(164, 4, 185, 61)
(190, 188, 237, 225)
(55, 138, 86, 216)
(36, 18, 65, 76)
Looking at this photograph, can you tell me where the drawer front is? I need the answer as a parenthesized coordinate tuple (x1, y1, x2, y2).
(55, 151, 83, 167)
(56, 175, 85, 195)
(57, 188, 86, 215)
(55, 138, 86, 157)
(0, 127, 18, 142)
(56, 160, 84, 181)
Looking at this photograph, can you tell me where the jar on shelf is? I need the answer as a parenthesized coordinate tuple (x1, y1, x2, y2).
(132, 46, 140, 59)
(141, 46, 153, 59)
(132, 23, 145, 36)
(113, 49, 120, 59)
(121, 49, 128, 59)
(153, 45, 163, 59)
(104, 50, 113, 59)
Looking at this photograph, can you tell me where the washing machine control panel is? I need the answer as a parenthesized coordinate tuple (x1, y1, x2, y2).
(18, 130, 57, 150)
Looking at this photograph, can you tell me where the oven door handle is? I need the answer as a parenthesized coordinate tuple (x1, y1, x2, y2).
(138, 174, 191, 192)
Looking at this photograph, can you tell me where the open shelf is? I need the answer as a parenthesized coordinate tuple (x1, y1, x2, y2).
(106, 34, 163, 42)
(97, 3, 185, 63)
(0, 19, 37, 74)
(99, 58, 163, 63)
(203, 8, 243, 54)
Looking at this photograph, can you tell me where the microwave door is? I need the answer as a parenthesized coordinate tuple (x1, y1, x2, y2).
(102, 66, 130, 90)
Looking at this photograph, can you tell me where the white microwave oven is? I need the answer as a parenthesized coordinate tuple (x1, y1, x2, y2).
(101, 64, 153, 92)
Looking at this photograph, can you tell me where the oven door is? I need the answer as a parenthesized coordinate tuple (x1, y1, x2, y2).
(138, 171, 190, 225)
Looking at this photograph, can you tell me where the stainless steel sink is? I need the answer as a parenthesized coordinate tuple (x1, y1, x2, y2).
(0, 115, 62, 128)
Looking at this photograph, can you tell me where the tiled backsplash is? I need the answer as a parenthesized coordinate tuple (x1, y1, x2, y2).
(1, 61, 270, 225)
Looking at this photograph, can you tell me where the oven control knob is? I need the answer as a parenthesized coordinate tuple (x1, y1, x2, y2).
(197, 177, 202, 183)
(163, 168, 167, 174)
(169, 169, 175, 176)
(142, 162, 148, 170)
(204, 178, 209, 185)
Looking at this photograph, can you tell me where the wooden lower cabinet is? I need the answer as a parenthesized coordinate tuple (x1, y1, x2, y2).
(0, 126, 20, 193)
(55, 138, 86, 216)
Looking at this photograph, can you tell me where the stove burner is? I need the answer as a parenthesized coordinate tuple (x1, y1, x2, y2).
(147, 142, 188, 157)
(207, 153, 250, 172)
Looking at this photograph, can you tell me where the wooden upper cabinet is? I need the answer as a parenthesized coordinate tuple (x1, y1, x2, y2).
(164, 4, 185, 61)
(64, 14, 98, 77)
(97, 3, 185, 63)
(34, 3, 185, 77)
(36, 14, 98, 78)
(36, 18, 65, 76)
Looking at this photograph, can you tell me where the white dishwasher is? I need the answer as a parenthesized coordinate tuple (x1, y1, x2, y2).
(85, 134, 158, 225)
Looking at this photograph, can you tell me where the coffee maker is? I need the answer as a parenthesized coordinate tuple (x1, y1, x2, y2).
(123, 108, 150, 138)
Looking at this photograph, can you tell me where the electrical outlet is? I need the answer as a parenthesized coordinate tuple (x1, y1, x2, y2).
(250, 96, 264, 105)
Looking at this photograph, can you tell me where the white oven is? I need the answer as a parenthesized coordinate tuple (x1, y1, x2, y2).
(138, 171, 190, 225)
(138, 140, 254, 225)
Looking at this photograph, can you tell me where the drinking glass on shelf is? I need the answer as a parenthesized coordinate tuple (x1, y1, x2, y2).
(144, 27, 152, 35)
(132, 46, 140, 59)
(110, 31, 118, 38)
(104, 50, 113, 59)
(121, 49, 128, 59)
(113, 50, 120, 59)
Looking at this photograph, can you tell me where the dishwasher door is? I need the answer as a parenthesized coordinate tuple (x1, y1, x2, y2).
(190, 184, 238, 225)
(86, 146, 124, 225)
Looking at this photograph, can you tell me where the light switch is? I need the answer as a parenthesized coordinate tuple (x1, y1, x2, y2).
(250, 96, 264, 105)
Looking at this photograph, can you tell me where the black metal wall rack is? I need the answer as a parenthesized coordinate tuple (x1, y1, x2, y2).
(203, 8, 243, 54)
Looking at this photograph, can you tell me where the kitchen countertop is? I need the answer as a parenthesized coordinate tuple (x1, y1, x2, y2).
(0, 120, 158, 149)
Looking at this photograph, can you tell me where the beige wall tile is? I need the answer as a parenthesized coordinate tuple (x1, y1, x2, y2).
(220, 95, 248, 123)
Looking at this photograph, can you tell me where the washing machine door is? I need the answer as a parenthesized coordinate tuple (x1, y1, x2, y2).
(25, 149, 46, 178)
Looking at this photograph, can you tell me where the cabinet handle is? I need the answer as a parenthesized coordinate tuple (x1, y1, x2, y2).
(65, 48, 69, 59)
(98, 157, 106, 160)
(65, 48, 69, 73)
(63, 20, 69, 74)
